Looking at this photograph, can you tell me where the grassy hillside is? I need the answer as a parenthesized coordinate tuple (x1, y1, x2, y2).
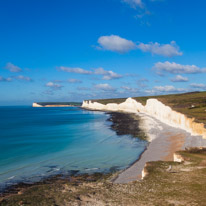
(90, 91, 206, 125)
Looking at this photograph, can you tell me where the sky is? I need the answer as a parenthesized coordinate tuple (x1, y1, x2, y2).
(0, 0, 206, 105)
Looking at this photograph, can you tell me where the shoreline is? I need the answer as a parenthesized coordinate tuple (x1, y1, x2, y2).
(114, 111, 206, 183)
(82, 106, 206, 183)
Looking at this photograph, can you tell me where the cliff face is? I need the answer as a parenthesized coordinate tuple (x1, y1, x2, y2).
(82, 98, 206, 139)
(32, 103, 43, 107)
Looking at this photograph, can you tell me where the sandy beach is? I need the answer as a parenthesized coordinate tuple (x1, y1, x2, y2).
(114, 112, 206, 183)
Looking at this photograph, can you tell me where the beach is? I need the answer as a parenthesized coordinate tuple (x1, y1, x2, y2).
(114, 112, 206, 183)
(82, 97, 206, 183)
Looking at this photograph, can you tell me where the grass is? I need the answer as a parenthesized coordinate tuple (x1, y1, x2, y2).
(90, 91, 206, 125)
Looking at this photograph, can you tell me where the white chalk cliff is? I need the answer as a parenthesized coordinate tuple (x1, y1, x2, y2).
(32, 103, 43, 107)
(82, 98, 206, 139)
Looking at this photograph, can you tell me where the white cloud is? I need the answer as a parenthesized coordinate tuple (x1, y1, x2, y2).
(58, 66, 122, 80)
(0, 76, 12, 82)
(171, 75, 188, 82)
(94, 67, 122, 80)
(137, 41, 182, 57)
(122, 0, 144, 9)
(154, 85, 186, 92)
(15, 75, 32, 81)
(121, 86, 139, 93)
(153, 61, 206, 75)
(97, 36, 182, 57)
(94, 83, 115, 91)
(94, 68, 109, 75)
(190, 83, 206, 90)
(68, 79, 82, 83)
(5, 63, 22, 72)
(46, 82, 63, 89)
(58, 66, 92, 74)
(97, 35, 136, 53)
(146, 85, 186, 94)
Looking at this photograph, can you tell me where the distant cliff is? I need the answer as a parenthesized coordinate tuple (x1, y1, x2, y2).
(32, 102, 81, 107)
(32, 103, 43, 107)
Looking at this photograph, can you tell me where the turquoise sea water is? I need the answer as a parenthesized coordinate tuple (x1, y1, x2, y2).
(0, 106, 147, 191)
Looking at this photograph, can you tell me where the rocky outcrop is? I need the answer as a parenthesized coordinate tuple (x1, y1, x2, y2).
(82, 98, 206, 139)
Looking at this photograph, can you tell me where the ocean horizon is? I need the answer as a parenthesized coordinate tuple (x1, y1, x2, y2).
(0, 106, 147, 191)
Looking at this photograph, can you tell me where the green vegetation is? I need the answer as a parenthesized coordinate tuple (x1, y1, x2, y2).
(91, 91, 206, 125)
(37, 102, 82, 106)
(1, 148, 206, 206)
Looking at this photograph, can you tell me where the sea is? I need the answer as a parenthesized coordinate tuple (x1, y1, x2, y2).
(0, 106, 147, 191)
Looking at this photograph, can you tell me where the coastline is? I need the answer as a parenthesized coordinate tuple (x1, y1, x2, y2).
(0, 110, 146, 198)
(82, 105, 206, 183)
(114, 111, 206, 183)
(2, 108, 206, 205)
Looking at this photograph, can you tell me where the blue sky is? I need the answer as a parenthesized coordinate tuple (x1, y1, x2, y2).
(0, 0, 206, 105)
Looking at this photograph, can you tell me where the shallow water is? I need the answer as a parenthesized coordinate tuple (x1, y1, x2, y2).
(0, 106, 147, 191)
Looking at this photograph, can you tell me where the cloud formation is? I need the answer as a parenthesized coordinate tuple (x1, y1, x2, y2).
(46, 82, 63, 89)
(0, 75, 32, 82)
(14, 75, 32, 81)
(97, 35, 136, 53)
(68, 79, 82, 83)
(94, 83, 115, 91)
(137, 41, 182, 57)
(59, 66, 122, 80)
(94, 68, 122, 80)
(154, 85, 186, 92)
(190, 83, 206, 90)
(153, 61, 206, 75)
(97, 35, 182, 57)
(121, 86, 139, 93)
(5, 63, 22, 72)
(146, 85, 187, 95)
(0, 76, 12, 82)
(171, 75, 188, 82)
(58, 66, 92, 74)
(122, 0, 144, 9)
